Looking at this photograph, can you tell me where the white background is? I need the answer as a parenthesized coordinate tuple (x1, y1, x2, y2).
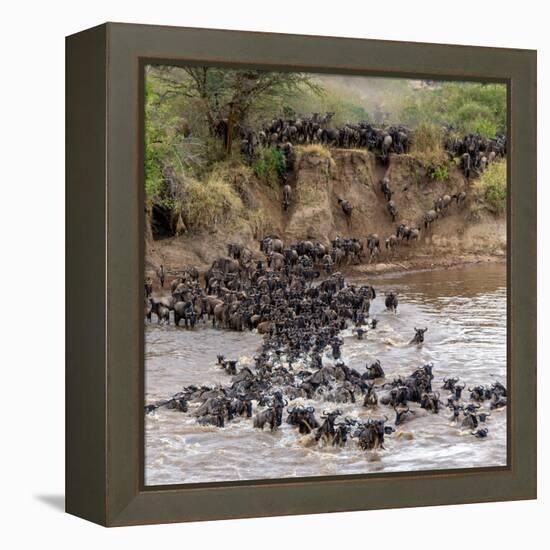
(0, 0, 546, 547)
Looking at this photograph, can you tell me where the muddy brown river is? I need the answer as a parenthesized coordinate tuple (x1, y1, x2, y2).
(145, 262, 507, 486)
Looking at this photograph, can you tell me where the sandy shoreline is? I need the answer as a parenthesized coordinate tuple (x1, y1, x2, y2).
(147, 253, 506, 295)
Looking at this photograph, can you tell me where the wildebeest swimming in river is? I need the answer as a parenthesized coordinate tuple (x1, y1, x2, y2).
(286, 406, 319, 434)
(410, 327, 428, 344)
(363, 360, 385, 380)
(145, 232, 506, 459)
(385, 291, 398, 313)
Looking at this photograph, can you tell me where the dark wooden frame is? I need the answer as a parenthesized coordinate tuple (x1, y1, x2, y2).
(66, 22, 537, 527)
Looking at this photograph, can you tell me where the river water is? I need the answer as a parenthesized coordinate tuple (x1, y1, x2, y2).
(144, 262, 507, 486)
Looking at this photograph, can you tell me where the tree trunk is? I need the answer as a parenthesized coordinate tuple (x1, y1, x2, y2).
(226, 109, 235, 155)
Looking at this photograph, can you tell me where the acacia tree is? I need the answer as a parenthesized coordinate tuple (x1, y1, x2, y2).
(151, 65, 322, 154)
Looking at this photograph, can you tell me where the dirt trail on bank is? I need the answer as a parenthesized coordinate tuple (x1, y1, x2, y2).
(146, 147, 505, 277)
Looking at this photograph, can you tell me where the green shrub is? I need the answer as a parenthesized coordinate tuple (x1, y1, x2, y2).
(428, 163, 449, 182)
(475, 161, 506, 214)
(144, 144, 164, 200)
(411, 122, 444, 155)
(471, 118, 498, 139)
(400, 82, 507, 136)
(253, 148, 286, 187)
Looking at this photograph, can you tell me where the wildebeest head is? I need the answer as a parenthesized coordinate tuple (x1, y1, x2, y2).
(453, 382, 466, 399)
(411, 327, 428, 343)
(442, 377, 459, 391)
(394, 405, 412, 426)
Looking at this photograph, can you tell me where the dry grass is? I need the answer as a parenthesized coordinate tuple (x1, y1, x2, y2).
(410, 122, 447, 165)
(295, 182, 324, 207)
(181, 175, 244, 231)
(295, 144, 335, 169)
(472, 160, 507, 215)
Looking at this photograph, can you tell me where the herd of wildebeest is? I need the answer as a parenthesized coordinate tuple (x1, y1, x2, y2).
(234, 111, 506, 176)
(144, 115, 506, 457)
(236, 114, 505, 236)
(145, 237, 506, 453)
(233, 112, 506, 163)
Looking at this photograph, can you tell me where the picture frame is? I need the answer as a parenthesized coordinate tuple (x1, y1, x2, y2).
(66, 22, 537, 526)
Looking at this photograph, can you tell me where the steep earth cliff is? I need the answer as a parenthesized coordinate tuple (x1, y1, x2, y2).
(146, 147, 505, 276)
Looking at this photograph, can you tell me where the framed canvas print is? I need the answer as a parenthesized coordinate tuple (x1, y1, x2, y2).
(66, 23, 537, 526)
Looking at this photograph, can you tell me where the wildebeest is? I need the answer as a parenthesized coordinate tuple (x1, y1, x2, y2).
(174, 300, 197, 328)
(434, 194, 452, 216)
(353, 418, 389, 450)
(410, 327, 428, 344)
(424, 210, 438, 230)
(253, 406, 278, 431)
(151, 298, 170, 324)
(420, 391, 441, 413)
(366, 234, 380, 262)
(462, 412, 479, 430)
(315, 409, 342, 445)
(286, 406, 319, 434)
(363, 382, 378, 407)
(394, 405, 414, 426)
(363, 360, 385, 380)
(385, 234, 399, 252)
(282, 184, 291, 211)
(380, 177, 392, 201)
(157, 264, 165, 288)
(387, 200, 398, 222)
(337, 198, 353, 226)
(442, 377, 460, 392)
(385, 291, 398, 313)
(453, 191, 467, 206)
(447, 400, 463, 423)
(144, 277, 153, 297)
(461, 152, 471, 178)
(453, 382, 466, 400)
(407, 227, 420, 242)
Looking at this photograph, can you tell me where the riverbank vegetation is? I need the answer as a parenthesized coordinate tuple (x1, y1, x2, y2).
(474, 160, 507, 214)
(400, 82, 506, 138)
